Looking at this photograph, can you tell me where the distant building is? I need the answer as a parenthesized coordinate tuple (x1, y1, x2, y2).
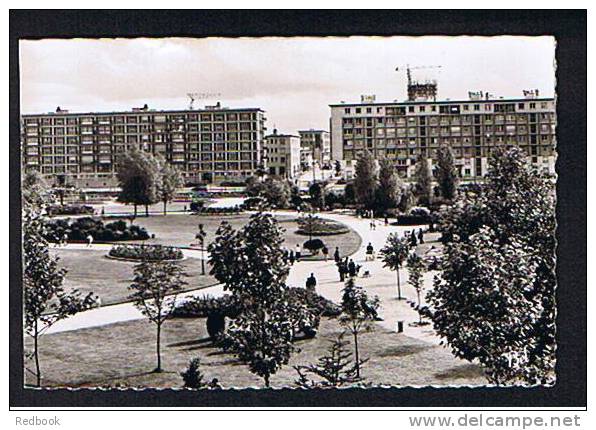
(329, 96, 556, 180)
(298, 129, 331, 168)
(21, 104, 267, 188)
(264, 129, 301, 179)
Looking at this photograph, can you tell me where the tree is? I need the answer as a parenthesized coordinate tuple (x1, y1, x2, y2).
(339, 278, 380, 379)
(23, 208, 96, 387)
(128, 260, 187, 372)
(427, 147, 556, 385)
(435, 146, 459, 201)
(375, 158, 402, 214)
(413, 155, 432, 207)
(379, 233, 411, 300)
(308, 181, 326, 210)
(208, 213, 294, 387)
(406, 253, 426, 325)
(353, 149, 377, 209)
(297, 213, 324, 242)
(22, 170, 50, 210)
(294, 332, 364, 387)
(262, 178, 291, 208)
(181, 357, 207, 389)
(157, 159, 183, 215)
(116, 147, 161, 217)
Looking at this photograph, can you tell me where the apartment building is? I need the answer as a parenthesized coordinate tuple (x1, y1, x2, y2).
(264, 129, 301, 179)
(329, 97, 556, 180)
(21, 104, 266, 188)
(298, 129, 331, 169)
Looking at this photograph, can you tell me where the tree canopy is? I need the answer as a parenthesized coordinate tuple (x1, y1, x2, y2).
(353, 150, 377, 209)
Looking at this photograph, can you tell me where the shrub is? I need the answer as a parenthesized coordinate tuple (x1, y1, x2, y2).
(193, 206, 243, 215)
(296, 217, 349, 236)
(396, 207, 432, 226)
(303, 238, 325, 253)
(44, 217, 150, 243)
(172, 294, 242, 319)
(180, 357, 207, 389)
(240, 196, 267, 210)
(108, 244, 183, 261)
(46, 204, 95, 216)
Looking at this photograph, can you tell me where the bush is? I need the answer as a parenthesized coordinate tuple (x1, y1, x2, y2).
(47, 204, 95, 216)
(44, 217, 150, 243)
(180, 357, 206, 389)
(396, 206, 432, 225)
(303, 238, 325, 253)
(296, 217, 349, 236)
(285, 287, 341, 318)
(193, 206, 243, 215)
(240, 196, 267, 210)
(172, 294, 242, 319)
(108, 244, 183, 261)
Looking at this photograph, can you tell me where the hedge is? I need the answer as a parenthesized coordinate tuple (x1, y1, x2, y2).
(108, 244, 184, 261)
(46, 204, 95, 216)
(44, 217, 150, 243)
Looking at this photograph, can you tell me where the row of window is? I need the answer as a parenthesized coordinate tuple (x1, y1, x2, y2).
(343, 134, 554, 147)
(24, 133, 263, 146)
(342, 101, 553, 115)
(341, 113, 554, 127)
(22, 112, 261, 126)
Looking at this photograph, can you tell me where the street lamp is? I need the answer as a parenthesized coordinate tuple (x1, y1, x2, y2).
(196, 223, 207, 275)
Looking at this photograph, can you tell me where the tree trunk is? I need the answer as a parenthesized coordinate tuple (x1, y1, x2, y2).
(396, 268, 402, 300)
(163, 199, 167, 216)
(155, 323, 162, 372)
(134, 204, 138, 218)
(145, 205, 149, 217)
(264, 374, 270, 388)
(417, 290, 422, 324)
(353, 331, 360, 379)
(34, 321, 41, 387)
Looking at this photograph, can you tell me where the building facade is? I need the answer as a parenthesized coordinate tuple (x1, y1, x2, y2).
(329, 97, 556, 180)
(21, 104, 267, 188)
(298, 129, 331, 168)
(264, 130, 301, 179)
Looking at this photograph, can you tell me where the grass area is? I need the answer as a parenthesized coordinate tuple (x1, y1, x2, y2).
(25, 317, 487, 388)
(130, 213, 361, 261)
(51, 249, 217, 306)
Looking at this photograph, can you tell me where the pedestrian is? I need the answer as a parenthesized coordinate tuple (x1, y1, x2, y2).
(306, 273, 317, 292)
(418, 228, 424, 244)
(289, 250, 296, 265)
(337, 261, 345, 282)
(86, 233, 94, 247)
(322, 246, 329, 261)
(348, 259, 356, 277)
(370, 220, 374, 230)
(366, 242, 374, 261)
(62, 233, 68, 247)
(372, 219, 376, 230)
(101, 207, 105, 217)
(384, 215, 389, 226)
(410, 230, 418, 246)
(334, 246, 340, 263)
(295, 243, 301, 261)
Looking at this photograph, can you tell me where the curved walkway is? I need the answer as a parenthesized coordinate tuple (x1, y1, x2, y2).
(45, 204, 438, 344)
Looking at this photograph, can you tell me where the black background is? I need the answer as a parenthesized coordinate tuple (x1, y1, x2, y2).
(9, 9, 587, 409)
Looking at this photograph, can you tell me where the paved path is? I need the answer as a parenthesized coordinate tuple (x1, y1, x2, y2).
(45, 202, 438, 344)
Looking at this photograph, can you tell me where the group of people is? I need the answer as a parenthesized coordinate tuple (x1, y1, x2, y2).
(336, 257, 361, 282)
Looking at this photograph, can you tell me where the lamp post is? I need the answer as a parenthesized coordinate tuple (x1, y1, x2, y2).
(196, 223, 207, 275)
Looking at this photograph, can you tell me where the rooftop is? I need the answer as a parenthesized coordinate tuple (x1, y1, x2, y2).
(21, 105, 265, 118)
(329, 97, 555, 108)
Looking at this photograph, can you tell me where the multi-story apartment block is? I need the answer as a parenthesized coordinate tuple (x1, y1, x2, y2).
(264, 129, 301, 179)
(329, 96, 556, 180)
(21, 104, 266, 188)
(298, 129, 331, 168)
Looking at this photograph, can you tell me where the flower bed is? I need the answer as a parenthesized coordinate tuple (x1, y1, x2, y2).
(108, 244, 184, 261)
(47, 204, 95, 216)
(295, 217, 349, 236)
(44, 217, 150, 243)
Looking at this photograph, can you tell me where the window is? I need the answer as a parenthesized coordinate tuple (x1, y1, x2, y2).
(344, 108, 350, 114)
(355, 108, 361, 114)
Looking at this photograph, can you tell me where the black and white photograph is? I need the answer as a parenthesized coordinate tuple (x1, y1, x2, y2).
(9, 8, 586, 412)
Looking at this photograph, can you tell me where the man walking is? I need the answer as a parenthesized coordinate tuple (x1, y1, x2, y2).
(305, 273, 317, 292)
(334, 246, 341, 263)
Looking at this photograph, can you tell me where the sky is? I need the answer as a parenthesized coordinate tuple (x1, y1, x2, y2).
(20, 36, 556, 133)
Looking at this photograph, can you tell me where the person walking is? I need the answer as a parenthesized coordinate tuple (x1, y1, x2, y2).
(289, 250, 296, 265)
(62, 232, 68, 247)
(337, 260, 346, 282)
(295, 243, 301, 261)
(348, 259, 356, 277)
(384, 215, 389, 226)
(86, 233, 94, 247)
(334, 246, 341, 263)
(366, 242, 374, 261)
(322, 246, 329, 261)
(418, 228, 424, 244)
(305, 273, 317, 292)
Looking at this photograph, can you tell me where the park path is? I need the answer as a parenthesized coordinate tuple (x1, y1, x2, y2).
(45, 200, 439, 344)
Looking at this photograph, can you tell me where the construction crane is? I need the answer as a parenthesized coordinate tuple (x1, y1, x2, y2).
(395, 65, 442, 86)
(395, 65, 442, 102)
(187, 92, 222, 110)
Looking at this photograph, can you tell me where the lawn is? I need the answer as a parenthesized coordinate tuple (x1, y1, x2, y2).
(129, 213, 361, 261)
(25, 317, 487, 389)
(51, 249, 218, 306)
